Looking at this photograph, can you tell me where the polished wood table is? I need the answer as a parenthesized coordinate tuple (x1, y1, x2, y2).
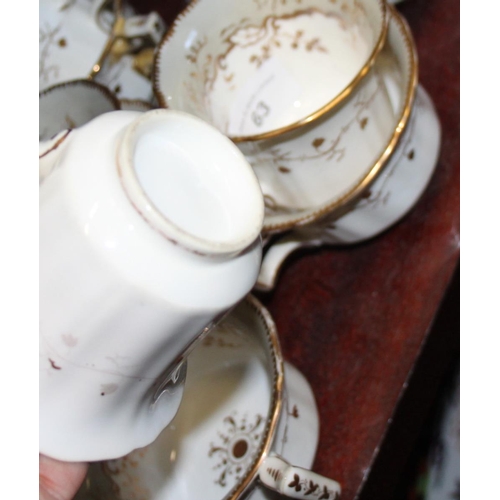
(133, 0, 460, 498)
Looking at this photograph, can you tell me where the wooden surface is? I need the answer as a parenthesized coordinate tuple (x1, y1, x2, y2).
(133, 0, 460, 498)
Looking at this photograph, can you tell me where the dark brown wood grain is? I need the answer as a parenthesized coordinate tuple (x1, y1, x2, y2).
(131, 0, 460, 498)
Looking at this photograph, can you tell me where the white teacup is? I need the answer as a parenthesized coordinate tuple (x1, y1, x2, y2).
(154, 0, 388, 136)
(251, 4, 418, 234)
(256, 84, 441, 291)
(39, 109, 264, 461)
(39, 0, 165, 101)
(76, 295, 341, 500)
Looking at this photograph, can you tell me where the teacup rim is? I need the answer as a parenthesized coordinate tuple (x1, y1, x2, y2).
(39, 77, 122, 111)
(262, 4, 419, 235)
(152, 0, 389, 142)
(224, 294, 286, 500)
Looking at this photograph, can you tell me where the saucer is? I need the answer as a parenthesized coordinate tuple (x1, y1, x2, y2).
(75, 296, 320, 500)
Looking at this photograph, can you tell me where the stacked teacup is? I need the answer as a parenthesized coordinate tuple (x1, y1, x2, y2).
(152, 0, 441, 290)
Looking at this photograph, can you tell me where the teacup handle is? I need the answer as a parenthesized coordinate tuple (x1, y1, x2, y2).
(259, 454, 341, 500)
(256, 231, 325, 291)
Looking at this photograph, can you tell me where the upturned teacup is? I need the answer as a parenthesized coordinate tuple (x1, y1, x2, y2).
(39, 109, 264, 461)
(75, 295, 341, 500)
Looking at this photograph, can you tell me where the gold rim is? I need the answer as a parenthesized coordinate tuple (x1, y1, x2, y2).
(225, 294, 285, 500)
(262, 5, 419, 234)
(153, 0, 389, 142)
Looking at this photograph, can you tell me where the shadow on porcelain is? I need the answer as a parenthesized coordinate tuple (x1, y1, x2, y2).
(39, 109, 264, 461)
(75, 295, 341, 500)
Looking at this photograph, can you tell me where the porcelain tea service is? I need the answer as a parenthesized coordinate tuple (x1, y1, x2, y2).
(75, 296, 341, 500)
(39, 0, 441, 496)
(39, 109, 264, 461)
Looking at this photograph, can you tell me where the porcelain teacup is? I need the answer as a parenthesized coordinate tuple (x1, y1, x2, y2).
(39, 109, 265, 462)
(154, 0, 388, 135)
(254, 9, 441, 290)
(250, 4, 418, 234)
(75, 295, 341, 500)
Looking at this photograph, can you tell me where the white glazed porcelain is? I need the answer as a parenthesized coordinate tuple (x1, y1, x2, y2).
(75, 295, 339, 500)
(39, 79, 121, 141)
(39, 109, 264, 462)
(256, 84, 441, 291)
(39, 0, 165, 101)
(154, 0, 388, 138)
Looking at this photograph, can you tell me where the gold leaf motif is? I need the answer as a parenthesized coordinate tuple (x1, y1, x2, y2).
(58, 38, 67, 48)
(408, 149, 415, 160)
(278, 166, 291, 173)
(360, 117, 368, 129)
(312, 138, 325, 148)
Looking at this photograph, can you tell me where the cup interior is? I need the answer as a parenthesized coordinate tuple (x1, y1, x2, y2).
(154, 0, 387, 138)
(75, 295, 284, 500)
